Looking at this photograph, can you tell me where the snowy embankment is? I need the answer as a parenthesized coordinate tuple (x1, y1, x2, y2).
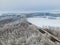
(27, 17, 60, 28)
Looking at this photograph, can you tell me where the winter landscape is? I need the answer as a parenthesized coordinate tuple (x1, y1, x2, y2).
(0, 0, 60, 45)
(0, 12, 60, 45)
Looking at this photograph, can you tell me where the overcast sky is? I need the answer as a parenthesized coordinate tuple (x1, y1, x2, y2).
(0, 0, 60, 11)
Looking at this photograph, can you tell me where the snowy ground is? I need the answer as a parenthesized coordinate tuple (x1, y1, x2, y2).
(27, 17, 60, 27)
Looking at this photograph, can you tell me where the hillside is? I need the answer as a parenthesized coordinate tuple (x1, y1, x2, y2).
(0, 15, 60, 45)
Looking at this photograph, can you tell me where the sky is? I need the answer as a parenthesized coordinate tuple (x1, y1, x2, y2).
(0, 0, 60, 11)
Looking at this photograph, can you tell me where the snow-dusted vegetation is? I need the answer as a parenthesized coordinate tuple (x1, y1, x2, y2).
(0, 18, 60, 45)
(0, 13, 60, 45)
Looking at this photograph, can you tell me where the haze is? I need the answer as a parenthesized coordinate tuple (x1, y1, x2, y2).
(0, 0, 60, 11)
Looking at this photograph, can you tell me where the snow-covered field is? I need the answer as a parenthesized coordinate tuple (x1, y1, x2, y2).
(27, 17, 60, 27)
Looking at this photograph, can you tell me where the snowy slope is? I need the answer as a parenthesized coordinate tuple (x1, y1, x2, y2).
(27, 17, 60, 27)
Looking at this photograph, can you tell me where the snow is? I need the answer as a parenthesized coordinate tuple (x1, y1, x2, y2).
(27, 17, 60, 27)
